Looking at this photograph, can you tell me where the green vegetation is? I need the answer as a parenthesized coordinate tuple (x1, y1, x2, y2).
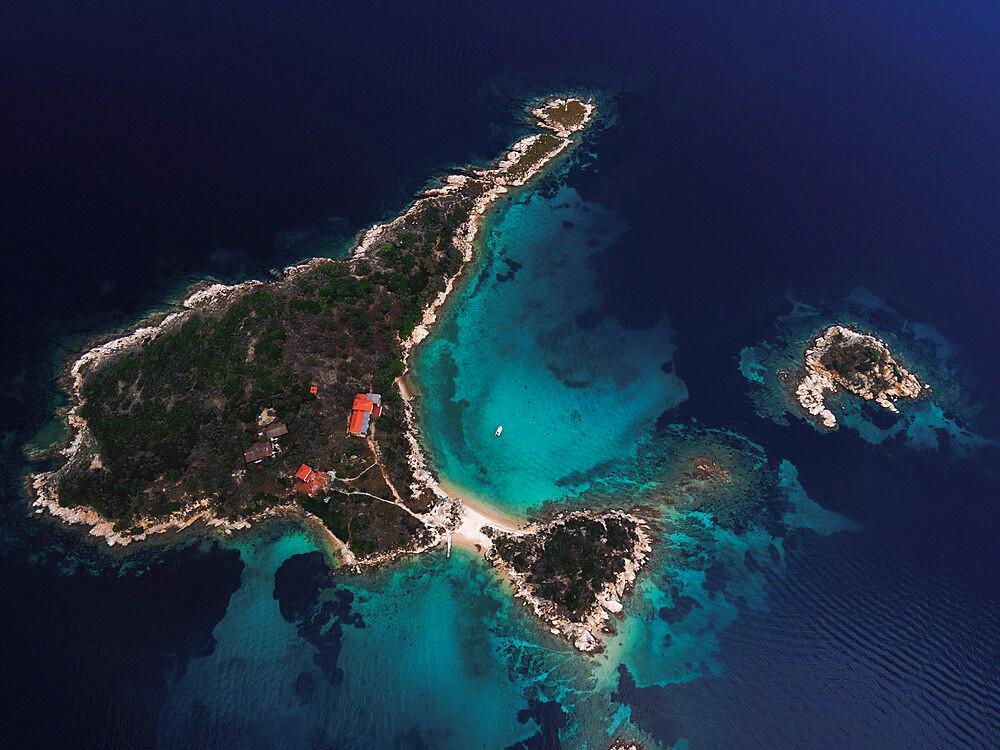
(540, 99, 588, 131)
(492, 514, 639, 617)
(57, 194, 477, 551)
(819, 336, 897, 391)
(48, 98, 582, 555)
(508, 133, 562, 182)
(300, 491, 422, 558)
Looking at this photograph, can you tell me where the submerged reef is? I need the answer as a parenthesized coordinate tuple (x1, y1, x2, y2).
(476, 422, 857, 745)
(564, 424, 789, 536)
(740, 291, 994, 452)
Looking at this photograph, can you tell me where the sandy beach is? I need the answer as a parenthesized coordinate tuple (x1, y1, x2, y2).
(437, 478, 527, 530)
(434, 477, 534, 551)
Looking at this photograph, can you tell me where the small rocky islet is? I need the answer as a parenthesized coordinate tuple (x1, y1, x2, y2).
(740, 293, 990, 452)
(793, 324, 927, 429)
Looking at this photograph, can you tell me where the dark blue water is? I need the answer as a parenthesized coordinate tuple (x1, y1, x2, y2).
(2, 2, 998, 747)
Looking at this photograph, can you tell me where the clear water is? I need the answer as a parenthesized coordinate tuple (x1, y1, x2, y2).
(157, 529, 568, 748)
(5, 2, 1000, 746)
(412, 180, 687, 515)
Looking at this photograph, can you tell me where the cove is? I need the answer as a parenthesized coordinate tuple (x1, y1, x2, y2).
(412, 180, 687, 516)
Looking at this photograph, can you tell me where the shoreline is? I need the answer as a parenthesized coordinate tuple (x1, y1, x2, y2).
(26, 95, 595, 553)
(22, 94, 658, 655)
(437, 478, 535, 552)
(485, 509, 654, 653)
(437, 479, 528, 531)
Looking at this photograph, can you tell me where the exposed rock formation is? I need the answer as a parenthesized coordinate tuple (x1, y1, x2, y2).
(795, 325, 926, 428)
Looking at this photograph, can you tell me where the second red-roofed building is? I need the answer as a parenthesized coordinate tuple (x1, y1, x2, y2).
(348, 393, 382, 436)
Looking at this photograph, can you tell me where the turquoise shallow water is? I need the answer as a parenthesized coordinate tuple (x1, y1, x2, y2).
(157, 530, 322, 748)
(412, 180, 687, 516)
(154, 445, 858, 747)
(158, 532, 556, 748)
(108, 161, 876, 749)
(149, 166, 864, 744)
(158, 530, 580, 748)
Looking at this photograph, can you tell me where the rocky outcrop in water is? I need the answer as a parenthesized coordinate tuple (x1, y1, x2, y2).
(795, 325, 926, 428)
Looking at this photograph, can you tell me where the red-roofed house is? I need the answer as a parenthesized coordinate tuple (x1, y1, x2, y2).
(293, 464, 331, 497)
(348, 393, 382, 436)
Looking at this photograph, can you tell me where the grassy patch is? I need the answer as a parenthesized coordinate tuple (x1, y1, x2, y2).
(539, 99, 588, 131)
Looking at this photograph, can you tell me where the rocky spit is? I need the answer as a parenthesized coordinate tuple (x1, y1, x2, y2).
(795, 324, 927, 429)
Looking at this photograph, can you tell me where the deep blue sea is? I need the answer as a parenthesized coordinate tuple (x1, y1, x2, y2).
(2, 2, 998, 748)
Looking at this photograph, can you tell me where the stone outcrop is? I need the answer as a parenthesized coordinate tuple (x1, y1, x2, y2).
(795, 325, 926, 428)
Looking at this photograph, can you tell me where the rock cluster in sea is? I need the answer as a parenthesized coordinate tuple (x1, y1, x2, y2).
(795, 324, 926, 428)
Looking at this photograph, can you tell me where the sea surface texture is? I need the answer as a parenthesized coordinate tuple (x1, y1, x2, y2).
(2, 2, 999, 748)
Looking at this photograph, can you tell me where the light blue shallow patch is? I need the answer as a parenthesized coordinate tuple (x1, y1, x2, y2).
(335, 548, 551, 749)
(837, 398, 995, 453)
(605, 460, 857, 692)
(738, 345, 767, 384)
(157, 535, 549, 749)
(779, 459, 860, 536)
(413, 183, 687, 515)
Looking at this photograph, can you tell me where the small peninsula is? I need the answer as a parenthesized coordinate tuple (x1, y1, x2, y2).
(28, 96, 652, 652)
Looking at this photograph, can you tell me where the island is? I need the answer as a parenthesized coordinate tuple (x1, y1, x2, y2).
(737, 293, 992, 453)
(487, 509, 653, 653)
(794, 324, 928, 428)
(27, 96, 653, 653)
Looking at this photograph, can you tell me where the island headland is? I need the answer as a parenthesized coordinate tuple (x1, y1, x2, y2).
(27, 96, 653, 653)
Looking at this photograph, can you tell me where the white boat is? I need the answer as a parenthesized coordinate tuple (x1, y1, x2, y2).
(495, 425, 503, 437)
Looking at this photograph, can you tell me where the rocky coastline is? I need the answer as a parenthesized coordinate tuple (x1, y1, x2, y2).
(794, 324, 927, 429)
(484, 509, 653, 653)
(21, 94, 661, 652)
